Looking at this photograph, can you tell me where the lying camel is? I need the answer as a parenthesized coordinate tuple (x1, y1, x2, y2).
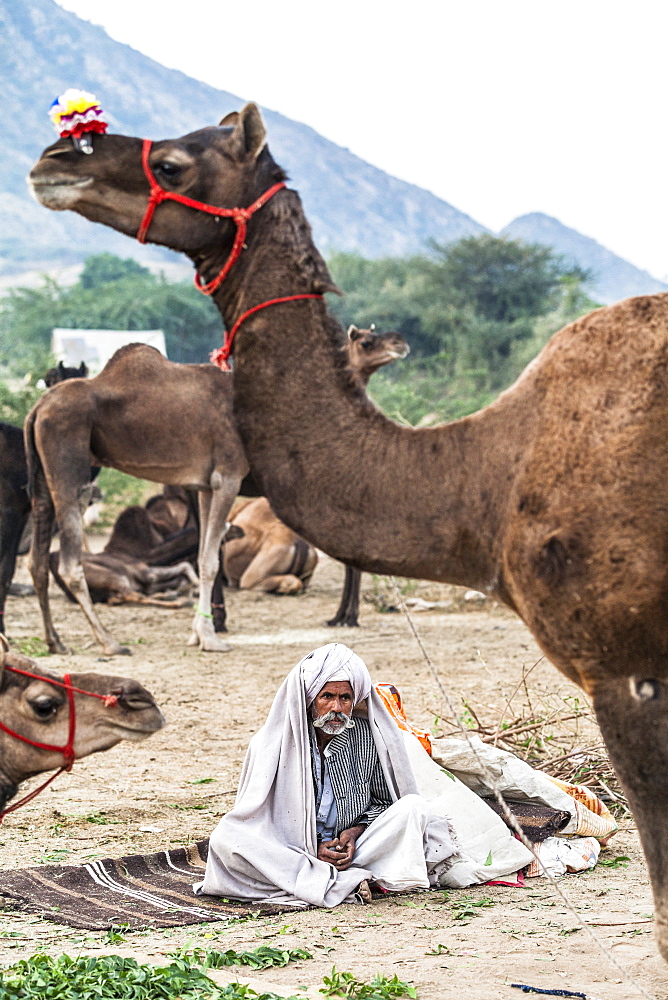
(0, 635, 163, 815)
(49, 506, 199, 608)
(225, 497, 317, 593)
(49, 501, 244, 607)
(29, 104, 668, 959)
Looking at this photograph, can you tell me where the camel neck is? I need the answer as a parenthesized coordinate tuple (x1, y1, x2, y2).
(204, 196, 532, 598)
(0, 766, 18, 812)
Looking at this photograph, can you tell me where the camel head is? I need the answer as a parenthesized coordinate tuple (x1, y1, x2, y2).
(0, 639, 164, 810)
(29, 103, 283, 256)
(345, 325, 410, 382)
(43, 360, 88, 387)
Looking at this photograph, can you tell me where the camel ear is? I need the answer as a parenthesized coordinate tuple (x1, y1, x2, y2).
(347, 325, 362, 343)
(226, 103, 266, 162)
(79, 362, 88, 375)
(219, 111, 239, 127)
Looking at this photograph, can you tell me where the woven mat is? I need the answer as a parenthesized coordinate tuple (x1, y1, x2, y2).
(0, 840, 292, 929)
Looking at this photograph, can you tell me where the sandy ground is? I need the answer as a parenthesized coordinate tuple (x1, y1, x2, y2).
(1, 551, 667, 1000)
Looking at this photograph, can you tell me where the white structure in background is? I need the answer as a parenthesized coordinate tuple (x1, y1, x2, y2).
(51, 328, 167, 375)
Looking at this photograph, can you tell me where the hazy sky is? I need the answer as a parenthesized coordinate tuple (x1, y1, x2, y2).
(56, 0, 668, 280)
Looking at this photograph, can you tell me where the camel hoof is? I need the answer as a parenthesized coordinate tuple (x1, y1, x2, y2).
(186, 632, 199, 647)
(105, 644, 132, 656)
(48, 639, 69, 654)
(325, 617, 360, 628)
(198, 636, 232, 653)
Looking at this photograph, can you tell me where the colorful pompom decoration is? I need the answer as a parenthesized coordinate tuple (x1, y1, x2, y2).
(49, 89, 107, 153)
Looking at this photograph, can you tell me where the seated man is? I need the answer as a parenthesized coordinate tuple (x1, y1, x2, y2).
(195, 643, 457, 907)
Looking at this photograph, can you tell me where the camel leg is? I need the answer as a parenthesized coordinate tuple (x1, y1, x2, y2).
(138, 562, 199, 588)
(56, 502, 131, 656)
(211, 551, 227, 633)
(188, 478, 239, 652)
(0, 508, 28, 637)
(28, 483, 66, 653)
(238, 546, 305, 594)
(327, 565, 361, 627)
(108, 591, 193, 608)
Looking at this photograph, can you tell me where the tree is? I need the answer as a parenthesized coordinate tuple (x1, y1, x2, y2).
(425, 234, 585, 323)
(80, 253, 152, 289)
(0, 255, 223, 374)
(327, 236, 596, 423)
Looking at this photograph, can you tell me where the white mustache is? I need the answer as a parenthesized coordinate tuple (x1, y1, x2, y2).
(312, 710, 355, 731)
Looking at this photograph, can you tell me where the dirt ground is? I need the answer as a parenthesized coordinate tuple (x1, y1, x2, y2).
(1, 549, 667, 1000)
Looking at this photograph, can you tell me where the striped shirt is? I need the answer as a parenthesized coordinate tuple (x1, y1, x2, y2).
(309, 717, 393, 838)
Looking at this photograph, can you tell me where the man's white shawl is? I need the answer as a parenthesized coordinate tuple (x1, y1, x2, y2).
(194, 643, 445, 907)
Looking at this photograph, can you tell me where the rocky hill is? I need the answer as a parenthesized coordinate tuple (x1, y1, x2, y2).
(1, 0, 664, 308)
(0, 0, 485, 280)
(502, 213, 668, 304)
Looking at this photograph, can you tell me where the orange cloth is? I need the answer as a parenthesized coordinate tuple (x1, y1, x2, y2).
(375, 683, 432, 756)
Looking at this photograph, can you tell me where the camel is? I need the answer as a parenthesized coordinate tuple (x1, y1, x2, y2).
(30, 108, 668, 962)
(24, 322, 407, 651)
(0, 367, 90, 637)
(225, 326, 408, 605)
(329, 325, 409, 625)
(43, 360, 89, 387)
(225, 497, 317, 593)
(0, 635, 164, 814)
(48, 503, 200, 608)
(24, 345, 247, 655)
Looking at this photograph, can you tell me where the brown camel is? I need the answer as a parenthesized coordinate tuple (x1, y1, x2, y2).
(29, 107, 668, 960)
(24, 345, 247, 655)
(329, 325, 409, 625)
(49, 506, 199, 608)
(0, 635, 163, 814)
(226, 327, 408, 602)
(225, 497, 317, 593)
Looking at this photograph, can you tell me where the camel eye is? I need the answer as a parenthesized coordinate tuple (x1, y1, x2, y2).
(29, 697, 59, 719)
(632, 679, 661, 701)
(361, 340, 374, 351)
(156, 161, 181, 179)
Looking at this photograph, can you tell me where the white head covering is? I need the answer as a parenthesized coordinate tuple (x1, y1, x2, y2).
(301, 642, 371, 707)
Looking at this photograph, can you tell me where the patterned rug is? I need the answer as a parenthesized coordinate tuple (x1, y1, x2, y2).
(0, 840, 291, 929)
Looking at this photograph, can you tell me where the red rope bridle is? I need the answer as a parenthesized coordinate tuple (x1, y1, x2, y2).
(0, 666, 118, 822)
(136, 139, 323, 371)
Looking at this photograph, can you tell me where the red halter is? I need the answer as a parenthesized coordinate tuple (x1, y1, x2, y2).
(136, 139, 323, 369)
(136, 138, 286, 294)
(0, 665, 118, 822)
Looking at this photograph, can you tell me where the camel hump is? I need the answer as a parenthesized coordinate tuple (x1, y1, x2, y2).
(100, 343, 171, 377)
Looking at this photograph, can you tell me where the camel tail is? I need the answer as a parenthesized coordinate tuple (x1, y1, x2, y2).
(23, 406, 42, 501)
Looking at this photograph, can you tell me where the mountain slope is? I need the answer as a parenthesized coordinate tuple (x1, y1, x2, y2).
(0, 0, 485, 277)
(502, 213, 668, 305)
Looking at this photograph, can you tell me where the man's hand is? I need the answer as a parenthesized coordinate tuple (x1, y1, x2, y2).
(318, 825, 366, 871)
